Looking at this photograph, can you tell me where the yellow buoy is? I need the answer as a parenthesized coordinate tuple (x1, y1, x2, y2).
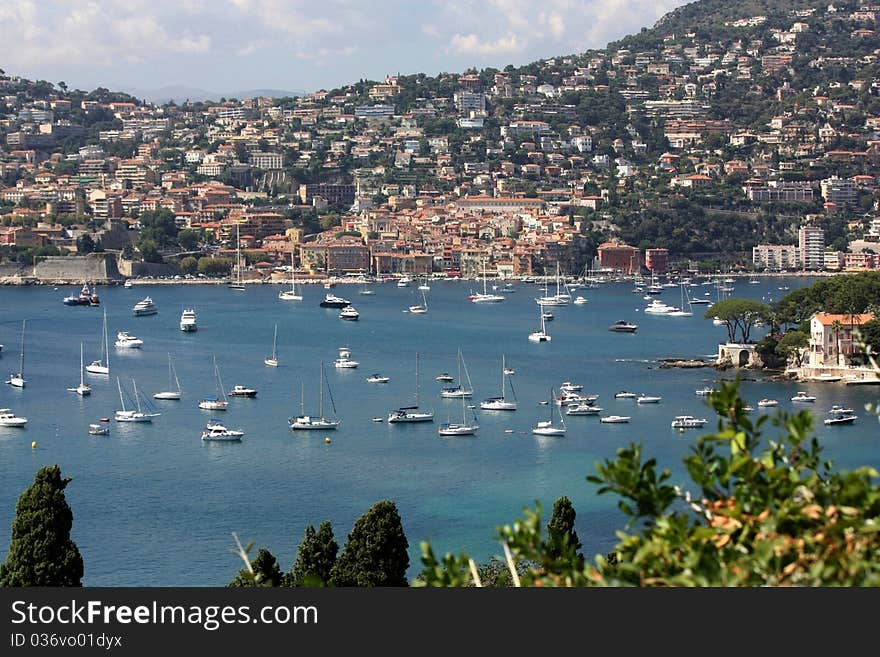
(31, 441, 37, 449)
(325, 437, 331, 444)
(679, 428, 685, 434)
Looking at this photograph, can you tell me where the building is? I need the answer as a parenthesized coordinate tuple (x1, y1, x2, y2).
(300, 239, 369, 274)
(820, 176, 858, 205)
(454, 196, 543, 214)
(597, 241, 641, 274)
(798, 226, 825, 270)
(248, 152, 283, 170)
(807, 312, 875, 367)
(753, 244, 801, 270)
(644, 248, 669, 274)
(298, 183, 356, 207)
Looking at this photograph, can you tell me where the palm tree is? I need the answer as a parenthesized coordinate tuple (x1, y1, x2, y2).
(830, 319, 843, 366)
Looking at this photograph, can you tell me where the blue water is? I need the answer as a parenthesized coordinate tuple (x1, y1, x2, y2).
(0, 276, 878, 585)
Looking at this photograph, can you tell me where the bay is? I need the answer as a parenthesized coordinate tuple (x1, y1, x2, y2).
(0, 275, 877, 585)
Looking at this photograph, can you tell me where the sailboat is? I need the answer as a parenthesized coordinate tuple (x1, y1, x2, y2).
(468, 259, 505, 303)
(228, 222, 246, 291)
(86, 308, 110, 375)
(665, 283, 694, 317)
(408, 287, 428, 314)
(438, 392, 479, 436)
(115, 377, 161, 422)
(67, 342, 92, 396)
(154, 354, 182, 400)
(264, 324, 279, 367)
(289, 361, 340, 430)
(5, 320, 26, 388)
(388, 352, 435, 423)
(535, 263, 569, 306)
(199, 355, 229, 410)
(480, 354, 517, 410)
(528, 304, 551, 342)
(440, 348, 473, 398)
(532, 388, 566, 436)
(359, 259, 376, 295)
(278, 251, 302, 301)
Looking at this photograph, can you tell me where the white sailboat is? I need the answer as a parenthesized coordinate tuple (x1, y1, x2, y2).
(388, 352, 434, 423)
(665, 283, 694, 317)
(86, 308, 110, 375)
(528, 304, 551, 342)
(67, 342, 92, 396)
(199, 355, 229, 410)
(408, 287, 428, 314)
(5, 319, 26, 388)
(115, 377, 161, 422)
(438, 392, 479, 436)
(468, 259, 505, 303)
(154, 354, 182, 400)
(228, 222, 246, 291)
(289, 361, 340, 430)
(480, 354, 517, 410)
(264, 324, 279, 367)
(532, 388, 566, 436)
(278, 251, 302, 301)
(440, 348, 473, 398)
(359, 259, 377, 295)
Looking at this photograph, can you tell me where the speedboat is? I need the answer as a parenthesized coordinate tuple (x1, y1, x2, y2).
(828, 405, 855, 415)
(339, 306, 360, 321)
(320, 293, 351, 308)
(503, 367, 515, 375)
(695, 387, 714, 396)
(366, 373, 390, 383)
(573, 296, 588, 305)
(614, 391, 637, 399)
(114, 331, 143, 348)
(609, 320, 638, 333)
(565, 403, 602, 416)
(791, 391, 816, 403)
(229, 385, 257, 397)
(600, 415, 631, 424)
(824, 414, 857, 426)
(132, 297, 157, 316)
(334, 347, 359, 369)
(757, 398, 779, 407)
(180, 308, 197, 332)
(88, 423, 109, 435)
(201, 422, 245, 442)
(636, 395, 662, 404)
(671, 415, 708, 429)
(435, 373, 455, 382)
(0, 408, 28, 427)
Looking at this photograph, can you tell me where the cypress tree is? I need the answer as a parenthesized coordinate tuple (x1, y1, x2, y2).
(285, 521, 338, 587)
(546, 496, 582, 563)
(329, 500, 410, 587)
(0, 465, 84, 587)
(228, 547, 283, 588)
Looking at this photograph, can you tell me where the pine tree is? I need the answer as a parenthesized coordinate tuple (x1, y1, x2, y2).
(228, 547, 283, 588)
(0, 465, 84, 586)
(285, 521, 338, 587)
(329, 500, 410, 587)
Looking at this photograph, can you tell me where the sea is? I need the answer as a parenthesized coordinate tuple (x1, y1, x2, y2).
(0, 275, 878, 586)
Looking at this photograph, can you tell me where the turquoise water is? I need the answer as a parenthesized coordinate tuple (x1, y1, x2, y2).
(0, 276, 878, 585)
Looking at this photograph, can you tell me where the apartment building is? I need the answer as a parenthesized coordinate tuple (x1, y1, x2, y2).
(799, 225, 825, 270)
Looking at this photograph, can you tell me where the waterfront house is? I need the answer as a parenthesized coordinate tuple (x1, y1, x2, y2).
(807, 312, 875, 367)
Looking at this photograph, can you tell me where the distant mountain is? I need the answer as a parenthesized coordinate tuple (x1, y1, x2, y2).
(112, 84, 305, 104)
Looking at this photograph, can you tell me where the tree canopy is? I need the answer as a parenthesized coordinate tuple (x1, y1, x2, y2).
(285, 521, 338, 587)
(704, 298, 771, 343)
(329, 500, 410, 587)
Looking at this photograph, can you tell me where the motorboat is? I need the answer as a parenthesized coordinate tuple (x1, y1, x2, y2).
(757, 398, 779, 407)
(695, 387, 714, 396)
(180, 308, 197, 332)
(791, 391, 816, 403)
(824, 414, 857, 426)
(560, 382, 583, 393)
(828, 405, 855, 415)
(0, 409, 28, 427)
(397, 276, 412, 288)
(644, 299, 676, 315)
(556, 391, 597, 406)
(334, 347, 359, 369)
(435, 373, 454, 382)
(636, 395, 662, 404)
(229, 384, 257, 398)
(600, 415, 631, 424)
(609, 320, 638, 333)
(565, 403, 602, 416)
(366, 373, 390, 383)
(88, 423, 109, 435)
(614, 391, 637, 399)
(573, 296, 588, 305)
(320, 293, 351, 308)
(671, 415, 708, 429)
(132, 297, 158, 316)
(62, 283, 100, 306)
(201, 422, 245, 442)
(114, 331, 143, 349)
(123, 280, 133, 288)
(339, 306, 360, 321)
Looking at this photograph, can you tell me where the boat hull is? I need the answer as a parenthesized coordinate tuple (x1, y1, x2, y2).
(154, 392, 181, 400)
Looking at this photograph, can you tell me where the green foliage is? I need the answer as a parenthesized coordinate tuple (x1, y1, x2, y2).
(546, 496, 583, 563)
(0, 465, 84, 586)
(704, 298, 772, 343)
(138, 209, 178, 249)
(775, 330, 809, 366)
(329, 500, 410, 587)
(775, 272, 880, 319)
(179, 256, 198, 275)
(285, 521, 338, 587)
(228, 547, 283, 588)
(176, 228, 200, 251)
(75, 234, 96, 254)
(418, 380, 880, 587)
(197, 256, 232, 276)
(137, 238, 163, 264)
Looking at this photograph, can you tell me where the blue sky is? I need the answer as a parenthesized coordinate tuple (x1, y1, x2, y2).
(1, 0, 685, 94)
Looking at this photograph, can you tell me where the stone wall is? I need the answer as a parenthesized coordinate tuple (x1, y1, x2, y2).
(32, 253, 123, 283)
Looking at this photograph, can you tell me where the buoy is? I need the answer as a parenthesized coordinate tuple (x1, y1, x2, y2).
(679, 428, 685, 434)
(31, 441, 37, 449)
(325, 437, 331, 444)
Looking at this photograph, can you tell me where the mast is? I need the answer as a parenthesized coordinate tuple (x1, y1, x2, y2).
(79, 342, 85, 387)
(272, 324, 278, 360)
(18, 319, 25, 377)
(103, 308, 110, 369)
(319, 361, 324, 419)
(133, 379, 142, 413)
(501, 354, 506, 398)
(416, 352, 420, 407)
(117, 377, 125, 412)
(300, 381, 305, 416)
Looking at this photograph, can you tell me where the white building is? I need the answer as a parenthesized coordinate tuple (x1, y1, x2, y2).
(798, 225, 825, 270)
(807, 312, 875, 367)
(753, 244, 801, 270)
(248, 151, 283, 170)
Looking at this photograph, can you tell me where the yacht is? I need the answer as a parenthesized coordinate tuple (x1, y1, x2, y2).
(573, 296, 588, 305)
(366, 373, 390, 383)
(180, 308, 197, 332)
(600, 415, 631, 424)
(132, 297, 158, 316)
(614, 391, 637, 399)
(609, 320, 638, 333)
(115, 331, 143, 349)
(565, 403, 602, 416)
(757, 398, 779, 407)
(644, 299, 676, 315)
(334, 347, 359, 369)
(397, 276, 412, 288)
(636, 394, 662, 404)
(828, 405, 855, 415)
(339, 306, 360, 321)
(791, 391, 816, 403)
(123, 280, 133, 288)
(560, 382, 583, 393)
(201, 423, 245, 442)
(435, 373, 454, 382)
(229, 384, 258, 398)
(480, 355, 517, 411)
(532, 389, 566, 436)
(0, 408, 28, 427)
(671, 415, 708, 429)
(320, 293, 351, 308)
(388, 353, 434, 423)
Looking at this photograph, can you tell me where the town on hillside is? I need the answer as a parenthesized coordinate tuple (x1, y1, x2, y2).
(2, 2, 880, 283)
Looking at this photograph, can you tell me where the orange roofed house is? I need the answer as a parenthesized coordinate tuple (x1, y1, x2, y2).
(807, 312, 875, 367)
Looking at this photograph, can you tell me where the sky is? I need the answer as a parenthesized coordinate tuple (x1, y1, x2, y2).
(0, 0, 686, 96)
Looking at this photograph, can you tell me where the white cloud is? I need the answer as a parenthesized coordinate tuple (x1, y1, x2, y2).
(449, 33, 522, 57)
